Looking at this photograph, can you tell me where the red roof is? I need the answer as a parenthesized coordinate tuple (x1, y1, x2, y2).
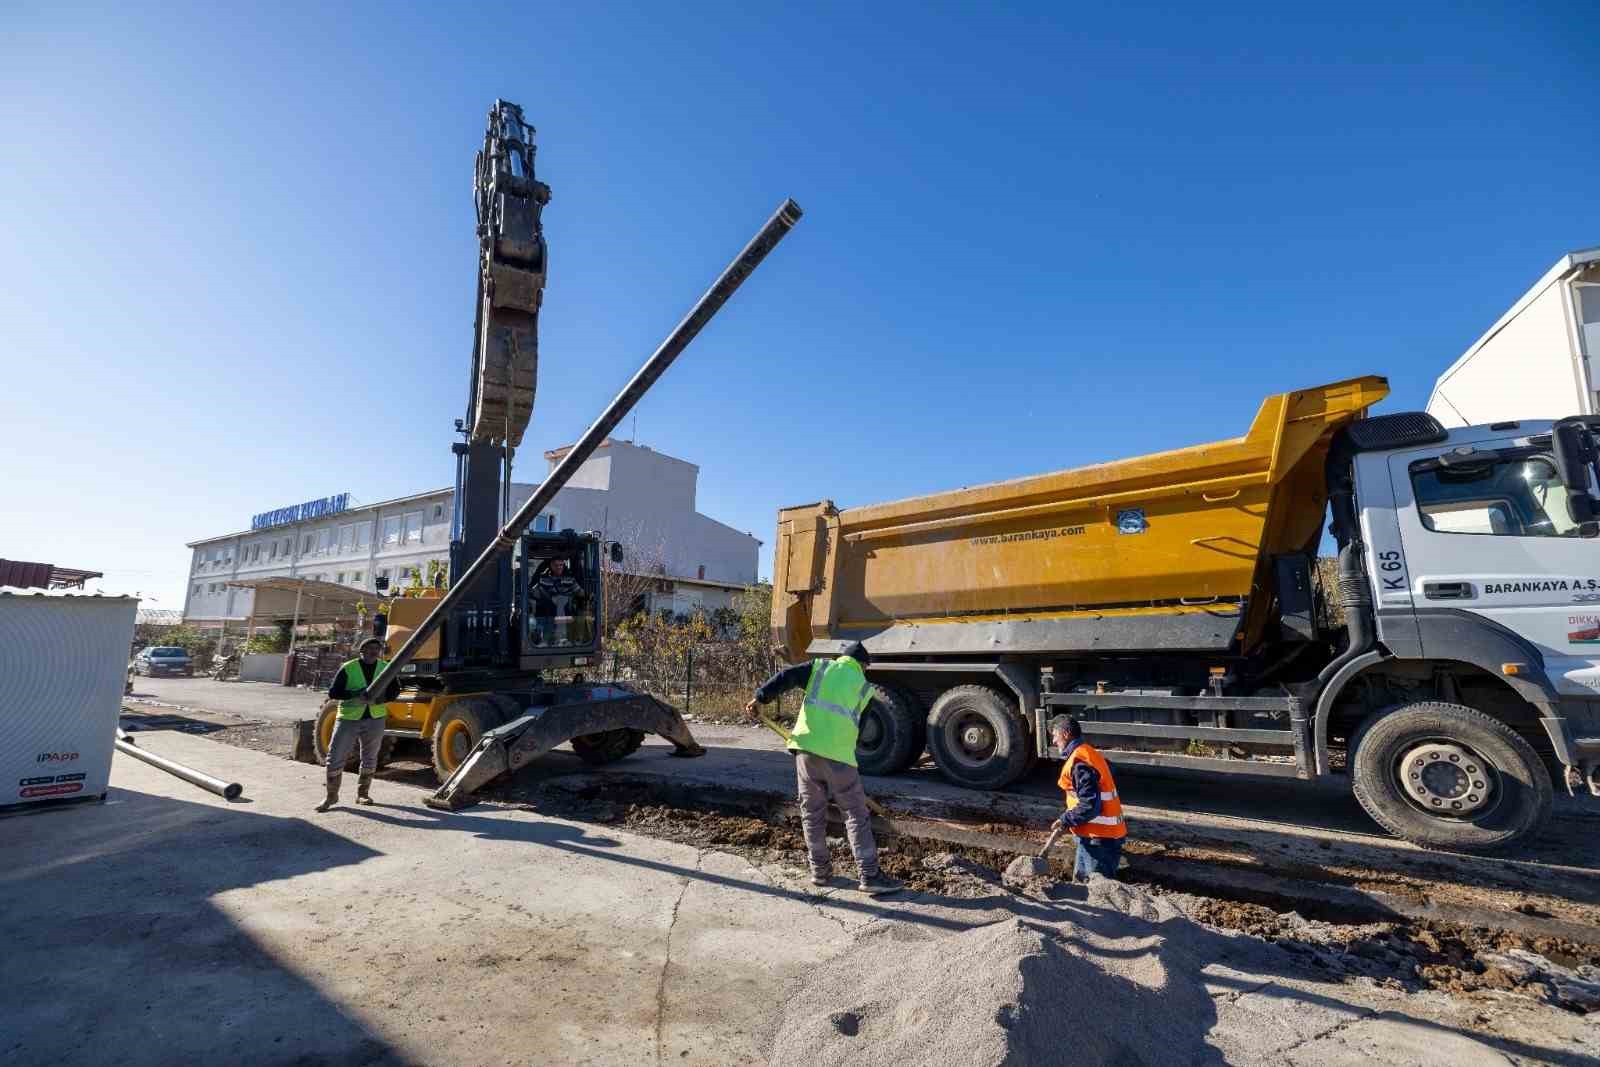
(0, 559, 104, 590)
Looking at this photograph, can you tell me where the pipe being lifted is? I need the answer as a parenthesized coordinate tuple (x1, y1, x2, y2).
(363, 197, 804, 699)
(115, 729, 244, 801)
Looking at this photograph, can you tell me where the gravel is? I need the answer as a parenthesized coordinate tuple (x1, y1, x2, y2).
(770, 880, 1223, 1067)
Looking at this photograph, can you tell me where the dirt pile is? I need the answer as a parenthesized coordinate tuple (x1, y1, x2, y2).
(769, 908, 1220, 1067)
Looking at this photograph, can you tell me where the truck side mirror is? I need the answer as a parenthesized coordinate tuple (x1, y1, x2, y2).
(610, 542, 624, 564)
(375, 575, 390, 591)
(1553, 417, 1600, 523)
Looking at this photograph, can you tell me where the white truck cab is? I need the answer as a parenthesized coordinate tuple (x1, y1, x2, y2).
(1343, 414, 1600, 815)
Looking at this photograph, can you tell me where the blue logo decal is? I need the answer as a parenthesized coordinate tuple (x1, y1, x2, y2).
(1116, 508, 1148, 535)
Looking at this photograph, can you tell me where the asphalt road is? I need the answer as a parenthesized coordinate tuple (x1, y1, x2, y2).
(126, 675, 326, 721)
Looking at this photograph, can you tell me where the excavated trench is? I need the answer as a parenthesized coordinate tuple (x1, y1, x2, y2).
(511, 775, 1600, 1013)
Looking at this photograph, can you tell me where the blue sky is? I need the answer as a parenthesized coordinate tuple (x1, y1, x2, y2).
(3, 2, 1595, 609)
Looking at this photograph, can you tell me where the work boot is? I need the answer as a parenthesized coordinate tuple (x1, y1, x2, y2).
(858, 872, 904, 897)
(809, 869, 833, 888)
(315, 781, 340, 813)
(356, 774, 374, 805)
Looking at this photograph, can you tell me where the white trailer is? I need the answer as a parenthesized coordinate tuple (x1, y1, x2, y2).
(1428, 248, 1600, 427)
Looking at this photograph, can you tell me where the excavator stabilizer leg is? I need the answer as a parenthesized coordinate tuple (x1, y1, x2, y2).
(424, 684, 704, 811)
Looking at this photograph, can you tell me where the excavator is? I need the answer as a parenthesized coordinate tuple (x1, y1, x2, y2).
(311, 100, 801, 809)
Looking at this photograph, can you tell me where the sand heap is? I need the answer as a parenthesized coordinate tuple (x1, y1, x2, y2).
(769, 881, 1224, 1067)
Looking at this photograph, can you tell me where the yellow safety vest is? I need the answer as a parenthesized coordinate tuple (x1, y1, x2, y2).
(336, 658, 390, 721)
(789, 656, 872, 767)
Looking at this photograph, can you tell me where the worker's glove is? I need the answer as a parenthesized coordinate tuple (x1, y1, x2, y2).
(744, 698, 761, 721)
(352, 688, 369, 702)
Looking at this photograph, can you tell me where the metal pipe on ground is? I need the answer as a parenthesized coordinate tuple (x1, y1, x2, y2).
(115, 729, 244, 801)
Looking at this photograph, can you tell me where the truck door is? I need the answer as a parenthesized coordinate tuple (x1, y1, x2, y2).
(1390, 441, 1600, 698)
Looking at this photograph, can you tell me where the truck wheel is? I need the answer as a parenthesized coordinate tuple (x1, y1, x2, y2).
(570, 728, 646, 765)
(1350, 701, 1553, 853)
(926, 685, 1031, 790)
(430, 698, 504, 781)
(313, 701, 397, 771)
(855, 685, 922, 776)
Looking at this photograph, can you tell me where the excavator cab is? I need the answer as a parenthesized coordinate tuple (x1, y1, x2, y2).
(518, 531, 602, 666)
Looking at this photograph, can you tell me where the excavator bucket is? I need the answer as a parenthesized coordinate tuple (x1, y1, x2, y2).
(424, 684, 705, 810)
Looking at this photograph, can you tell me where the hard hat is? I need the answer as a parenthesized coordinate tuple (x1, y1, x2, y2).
(357, 636, 385, 653)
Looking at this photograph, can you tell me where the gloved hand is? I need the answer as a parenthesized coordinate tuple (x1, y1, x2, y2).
(1038, 822, 1066, 859)
(744, 697, 761, 721)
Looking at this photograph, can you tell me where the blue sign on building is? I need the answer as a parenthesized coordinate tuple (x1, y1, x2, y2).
(251, 493, 351, 531)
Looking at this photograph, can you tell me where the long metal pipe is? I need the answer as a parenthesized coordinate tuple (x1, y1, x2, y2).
(365, 197, 804, 698)
(115, 729, 244, 800)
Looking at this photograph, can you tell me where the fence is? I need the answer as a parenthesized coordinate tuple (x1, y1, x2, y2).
(602, 643, 797, 723)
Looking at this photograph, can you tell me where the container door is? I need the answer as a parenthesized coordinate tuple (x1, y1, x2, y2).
(1577, 284, 1600, 415)
(1390, 442, 1600, 698)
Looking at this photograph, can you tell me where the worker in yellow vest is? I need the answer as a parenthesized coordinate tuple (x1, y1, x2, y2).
(1041, 715, 1127, 879)
(747, 642, 902, 896)
(317, 636, 399, 812)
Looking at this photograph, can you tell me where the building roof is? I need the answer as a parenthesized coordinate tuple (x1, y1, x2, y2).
(544, 437, 698, 471)
(0, 559, 104, 590)
(185, 486, 459, 547)
(136, 608, 185, 626)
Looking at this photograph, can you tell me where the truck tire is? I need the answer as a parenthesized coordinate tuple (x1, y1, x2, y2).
(855, 685, 922, 776)
(313, 700, 397, 771)
(570, 728, 646, 765)
(1350, 701, 1553, 853)
(926, 685, 1031, 790)
(430, 698, 504, 781)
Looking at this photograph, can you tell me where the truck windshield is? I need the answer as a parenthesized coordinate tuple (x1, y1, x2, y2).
(1411, 454, 1584, 536)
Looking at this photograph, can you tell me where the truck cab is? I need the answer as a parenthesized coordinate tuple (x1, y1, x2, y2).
(1346, 416, 1600, 792)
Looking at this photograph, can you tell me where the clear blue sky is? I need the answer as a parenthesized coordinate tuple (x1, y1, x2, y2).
(3, 3, 1595, 609)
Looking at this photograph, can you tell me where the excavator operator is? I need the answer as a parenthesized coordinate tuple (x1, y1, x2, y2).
(533, 557, 585, 645)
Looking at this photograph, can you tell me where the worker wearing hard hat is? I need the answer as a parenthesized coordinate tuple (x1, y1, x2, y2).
(317, 636, 400, 812)
(1048, 715, 1127, 878)
(747, 642, 902, 896)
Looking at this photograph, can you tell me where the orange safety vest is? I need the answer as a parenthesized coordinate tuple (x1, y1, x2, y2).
(1058, 741, 1126, 839)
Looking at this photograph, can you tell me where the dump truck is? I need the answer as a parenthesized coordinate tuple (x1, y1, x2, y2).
(773, 376, 1600, 850)
(1429, 246, 1600, 427)
(310, 100, 801, 807)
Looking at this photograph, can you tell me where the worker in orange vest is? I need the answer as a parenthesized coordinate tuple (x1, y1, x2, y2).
(1040, 715, 1127, 879)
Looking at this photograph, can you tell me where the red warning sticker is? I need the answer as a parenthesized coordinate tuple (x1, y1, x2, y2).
(19, 782, 83, 799)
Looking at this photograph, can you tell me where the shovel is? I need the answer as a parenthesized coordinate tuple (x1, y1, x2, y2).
(758, 712, 889, 819)
(1015, 822, 1067, 878)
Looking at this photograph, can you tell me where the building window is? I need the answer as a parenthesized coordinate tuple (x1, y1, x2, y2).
(269, 541, 278, 561)
(377, 567, 391, 586)
(336, 572, 346, 584)
(402, 509, 425, 544)
(352, 571, 364, 585)
(303, 535, 313, 553)
(697, 564, 705, 580)
(283, 537, 293, 557)
(338, 524, 356, 554)
(534, 511, 560, 532)
(192, 584, 201, 596)
(382, 516, 402, 547)
(354, 524, 371, 551)
(434, 503, 444, 520)
(317, 528, 336, 555)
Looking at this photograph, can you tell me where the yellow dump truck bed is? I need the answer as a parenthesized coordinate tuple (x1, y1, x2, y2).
(772, 376, 1389, 662)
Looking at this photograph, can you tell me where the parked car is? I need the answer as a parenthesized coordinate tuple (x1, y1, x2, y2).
(133, 646, 194, 677)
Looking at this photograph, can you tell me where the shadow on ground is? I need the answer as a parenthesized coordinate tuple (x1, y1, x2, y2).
(0, 788, 412, 1066)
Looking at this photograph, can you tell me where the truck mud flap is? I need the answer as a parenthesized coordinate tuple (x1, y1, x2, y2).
(425, 686, 705, 810)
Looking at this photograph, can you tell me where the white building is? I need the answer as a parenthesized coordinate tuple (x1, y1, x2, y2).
(183, 440, 760, 630)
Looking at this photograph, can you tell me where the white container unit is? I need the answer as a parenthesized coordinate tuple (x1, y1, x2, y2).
(0, 590, 137, 810)
(1428, 247, 1600, 427)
